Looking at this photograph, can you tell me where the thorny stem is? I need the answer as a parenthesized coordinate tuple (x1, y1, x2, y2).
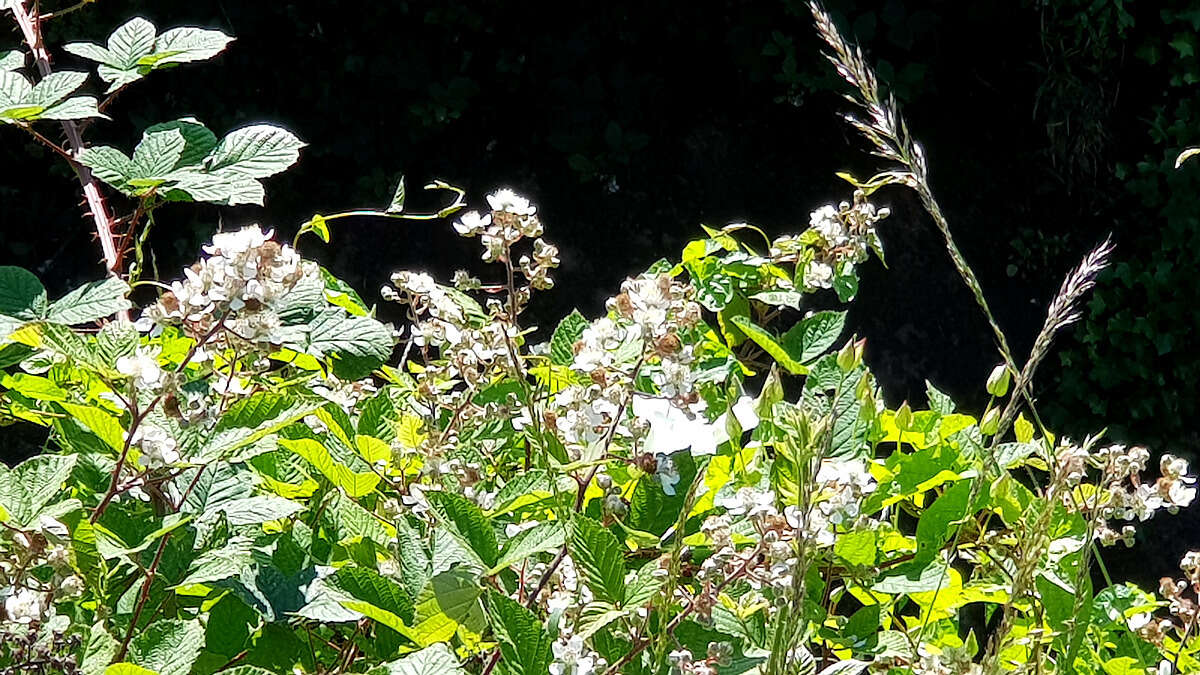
(38, 0, 92, 20)
(10, 1, 126, 305)
(114, 531, 172, 662)
(18, 124, 76, 163)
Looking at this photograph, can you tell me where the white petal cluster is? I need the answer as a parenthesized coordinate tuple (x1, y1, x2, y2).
(129, 423, 180, 470)
(791, 189, 888, 290)
(142, 225, 308, 348)
(608, 274, 700, 341)
(1056, 440, 1198, 546)
(549, 633, 606, 675)
(3, 588, 45, 624)
(116, 346, 163, 390)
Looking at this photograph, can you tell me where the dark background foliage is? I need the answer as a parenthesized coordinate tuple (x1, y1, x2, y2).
(3, 0, 1199, 582)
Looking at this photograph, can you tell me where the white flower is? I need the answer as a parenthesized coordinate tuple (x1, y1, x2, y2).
(810, 204, 847, 245)
(58, 576, 84, 599)
(116, 347, 163, 389)
(4, 587, 46, 624)
(205, 225, 272, 256)
(550, 633, 604, 675)
(1127, 612, 1152, 632)
(131, 424, 179, 470)
(803, 260, 835, 289)
(633, 395, 758, 457)
(453, 210, 492, 236)
(487, 189, 536, 216)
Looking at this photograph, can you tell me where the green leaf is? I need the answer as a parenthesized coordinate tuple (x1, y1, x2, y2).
(924, 380, 955, 415)
(303, 307, 394, 378)
(143, 118, 217, 167)
(485, 590, 553, 675)
(216, 667, 275, 675)
(426, 491, 499, 568)
(179, 463, 255, 515)
(817, 661, 870, 675)
(83, 623, 120, 675)
(105, 665, 158, 675)
(128, 619, 204, 675)
(39, 95, 103, 121)
(781, 310, 846, 363)
(749, 290, 805, 309)
(105, 17, 157, 69)
(375, 644, 466, 675)
(833, 263, 859, 302)
(0, 50, 23, 72)
(165, 168, 264, 205)
(916, 480, 983, 554)
(28, 71, 87, 107)
(130, 128, 186, 180)
(323, 491, 392, 546)
(0, 266, 47, 320)
(575, 602, 628, 639)
(149, 26, 235, 66)
(205, 124, 305, 179)
(78, 146, 134, 190)
(387, 175, 406, 213)
(729, 315, 807, 375)
(568, 516, 626, 606)
(198, 392, 321, 461)
(408, 568, 482, 646)
(58, 403, 125, 452)
(333, 565, 415, 631)
(279, 437, 380, 498)
(833, 529, 877, 567)
(45, 277, 130, 325)
(204, 496, 303, 526)
(0, 454, 77, 527)
(490, 522, 565, 574)
(66, 19, 232, 93)
(550, 309, 589, 366)
(871, 558, 950, 594)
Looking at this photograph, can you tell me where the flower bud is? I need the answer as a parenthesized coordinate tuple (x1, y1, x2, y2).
(836, 337, 863, 371)
(980, 406, 1001, 435)
(986, 363, 1011, 397)
(894, 401, 912, 430)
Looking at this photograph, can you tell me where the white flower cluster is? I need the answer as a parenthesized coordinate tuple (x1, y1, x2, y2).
(550, 273, 703, 463)
(115, 346, 164, 391)
(1055, 440, 1198, 546)
(1, 517, 83, 629)
(550, 633, 606, 675)
(698, 459, 879, 613)
(1133, 550, 1200, 652)
(142, 225, 310, 348)
(452, 189, 559, 307)
(521, 554, 593, 617)
(667, 643, 732, 675)
(810, 458, 877, 544)
(772, 190, 888, 290)
(606, 274, 702, 342)
(128, 423, 180, 471)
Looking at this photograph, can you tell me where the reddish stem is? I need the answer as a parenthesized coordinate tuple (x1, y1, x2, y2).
(11, 1, 128, 306)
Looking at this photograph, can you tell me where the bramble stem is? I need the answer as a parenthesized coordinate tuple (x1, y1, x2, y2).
(11, 1, 127, 308)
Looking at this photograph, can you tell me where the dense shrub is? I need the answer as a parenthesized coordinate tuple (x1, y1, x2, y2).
(0, 2, 1197, 674)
